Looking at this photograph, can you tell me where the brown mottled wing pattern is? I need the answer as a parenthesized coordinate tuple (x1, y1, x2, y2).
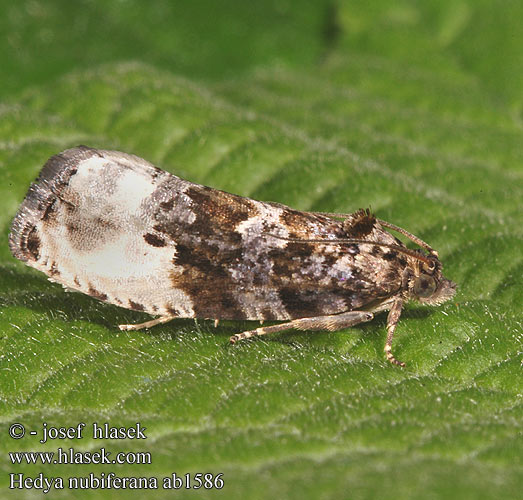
(151, 185, 408, 321)
(10, 146, 409, 322)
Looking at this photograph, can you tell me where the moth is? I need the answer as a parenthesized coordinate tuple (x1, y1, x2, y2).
(9, 146, 456, 366)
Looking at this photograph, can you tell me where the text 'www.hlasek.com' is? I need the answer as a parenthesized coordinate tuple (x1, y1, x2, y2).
(8, 422, 224, 493)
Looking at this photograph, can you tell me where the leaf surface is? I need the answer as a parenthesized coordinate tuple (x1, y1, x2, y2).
(0, 1, 521, 499)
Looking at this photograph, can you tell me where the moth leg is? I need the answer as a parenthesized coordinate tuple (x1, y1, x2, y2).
(384, 298, 405, 367)
(118, 315, 176, 331)
(230, 311, 373, 344)
(214, 319, 220, 328)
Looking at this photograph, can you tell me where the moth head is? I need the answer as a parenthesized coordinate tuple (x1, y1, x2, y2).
(410, 255, 456, 305)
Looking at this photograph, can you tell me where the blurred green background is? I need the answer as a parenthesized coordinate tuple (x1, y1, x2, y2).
(0, 1, 521, 499)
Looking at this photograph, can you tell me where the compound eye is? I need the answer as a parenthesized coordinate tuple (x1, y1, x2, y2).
(413, 274, 437, 298)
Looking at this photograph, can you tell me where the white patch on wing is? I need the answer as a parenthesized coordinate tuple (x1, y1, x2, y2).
(27, 154, 196, 317)
(331, 255, 354, 282)
(71, 156, 157, 215)
(75, 156, 106, 179)
(112, 169, 157, 213)
(235, 201, 289, 247)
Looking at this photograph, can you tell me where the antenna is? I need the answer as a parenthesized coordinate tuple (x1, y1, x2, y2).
(267, 233, 435, 266)
(309, 211, 438, 257)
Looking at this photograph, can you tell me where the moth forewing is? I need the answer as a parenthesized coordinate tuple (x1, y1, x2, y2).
(267, 226, 455, 366)
(9, 146, 456, 367)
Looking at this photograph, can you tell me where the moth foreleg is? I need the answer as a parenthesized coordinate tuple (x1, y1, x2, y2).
(384, 298, 405, 367)
(229, 311, 373, 344)
(118, 315, 177, 331)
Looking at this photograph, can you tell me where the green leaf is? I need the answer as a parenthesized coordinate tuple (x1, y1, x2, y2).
(0, 2, 521, 499)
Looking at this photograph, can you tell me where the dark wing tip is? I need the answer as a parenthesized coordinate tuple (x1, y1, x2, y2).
(9, 146, 101, 261)
(36, 146, 99, 185)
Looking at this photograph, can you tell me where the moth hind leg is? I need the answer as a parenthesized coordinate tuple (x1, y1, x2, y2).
(119, 315, 177, 331)
(229, 310, 374, 344)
